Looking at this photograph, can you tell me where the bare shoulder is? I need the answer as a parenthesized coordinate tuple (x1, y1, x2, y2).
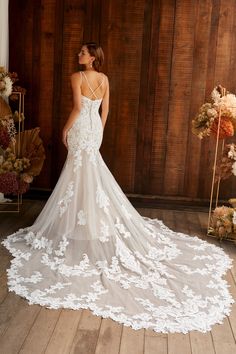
(101, 72, 108, 81)
(100, 73, 109, 88)
(70, 72, 82, 84)
(71, 71, 81, 77)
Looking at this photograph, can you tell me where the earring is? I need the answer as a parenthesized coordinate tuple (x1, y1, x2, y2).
(90, 61, 93, 68)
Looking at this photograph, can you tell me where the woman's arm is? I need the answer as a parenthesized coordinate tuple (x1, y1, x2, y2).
(62, 72, 82, 148)
(101, 75, 109, 129)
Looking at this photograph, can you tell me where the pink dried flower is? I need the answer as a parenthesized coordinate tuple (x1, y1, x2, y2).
(0, 126, 11, 149)
(0, 171, 30, 195)
(16, 179, 29, 195)
(0, 172, 18, 194)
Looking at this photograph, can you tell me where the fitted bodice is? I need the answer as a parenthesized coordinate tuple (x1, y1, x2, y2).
(67, 94, 104, 165)
(80, 95, 102, 113)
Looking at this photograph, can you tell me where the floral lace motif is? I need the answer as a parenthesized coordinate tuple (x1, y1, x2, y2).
(1, 218, 234, 334)
(58, 181, 74, 216)
(73, 149, 82, 172)
(25, 231, 53, 254)
(67, 97, 103, 165)
(96, 185, 110, 214)
(77, 210, 86, 225)
(115, 217, 131, 238)
(54, 236, 69, 257)
(99, 220, 110, 242)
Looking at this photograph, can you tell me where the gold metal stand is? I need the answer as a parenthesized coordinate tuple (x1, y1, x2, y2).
(0, 91, 25, 213)
(207, 106, 224, 233)
(206, 87, 236, 241)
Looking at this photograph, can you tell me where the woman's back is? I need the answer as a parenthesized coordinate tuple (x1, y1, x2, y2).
(80, 71, 107, 101)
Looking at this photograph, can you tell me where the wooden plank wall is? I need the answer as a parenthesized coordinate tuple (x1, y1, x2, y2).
(8, 0, 236, 202)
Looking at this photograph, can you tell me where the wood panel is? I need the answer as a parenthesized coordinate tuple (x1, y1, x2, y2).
(52, 0, 85, 180)
(163, 0, 195, 196)
(199, 0, 236, 200)
(8, 0, 236, 203)
(37, 0, 56, 187)
(184, 0, 213, 198)
(100, 0, 144, 191)
(135, 0, 163, 194)
(148, 0, 175, 195)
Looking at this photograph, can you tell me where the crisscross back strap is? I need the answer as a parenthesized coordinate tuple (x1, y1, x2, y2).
(81, 71, 104, 99)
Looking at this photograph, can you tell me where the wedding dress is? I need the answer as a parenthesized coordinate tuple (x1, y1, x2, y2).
(1, 72, 234, 334)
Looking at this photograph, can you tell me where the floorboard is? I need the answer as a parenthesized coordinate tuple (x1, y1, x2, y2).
(0, 200, 235, 354)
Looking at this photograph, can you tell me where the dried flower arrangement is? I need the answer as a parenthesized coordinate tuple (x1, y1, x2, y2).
(0, 128, 45, 195)
(215, 143, 236, 181)
(192, 85, 236, 139)
(193, 85, 236, 241)
(0, 118, 16, 149)
(0, 67, 13, 98)
(0, 67, 26, 98)
(209, 204, 236, 241)
(0, 67, 45, 198)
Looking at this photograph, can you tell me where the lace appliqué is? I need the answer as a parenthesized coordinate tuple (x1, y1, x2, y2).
(96, 185, 110, 214)
(58, 181, 74, 216)
(25, 230, 53, 254)
(67, 98, 103, 166)
(99, 220, 110, 242)
(115, 236, 142, 274)
(1, 223, 234, 334)
(115, 217, 131, 238)
(54, 236, 69, 257)
(77, 210, 86, 225)
(73, 149, 82, 172)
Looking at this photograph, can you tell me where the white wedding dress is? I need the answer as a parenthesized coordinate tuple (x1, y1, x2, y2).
(1, 73, 234, 334)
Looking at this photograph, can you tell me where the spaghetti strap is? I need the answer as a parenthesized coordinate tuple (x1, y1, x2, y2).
(81, 71, 104, 99)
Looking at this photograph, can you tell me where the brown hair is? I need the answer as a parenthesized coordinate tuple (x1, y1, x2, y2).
(83, 42, 104, 72)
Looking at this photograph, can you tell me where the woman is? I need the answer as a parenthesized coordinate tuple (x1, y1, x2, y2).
(1, 42, 234, 334)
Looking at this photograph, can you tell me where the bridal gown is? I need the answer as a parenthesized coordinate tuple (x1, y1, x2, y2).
(1, 72, 234, 334)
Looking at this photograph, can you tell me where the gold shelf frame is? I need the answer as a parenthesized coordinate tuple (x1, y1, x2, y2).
(206, 91, 236, 241)
(0, 91, 25, 213)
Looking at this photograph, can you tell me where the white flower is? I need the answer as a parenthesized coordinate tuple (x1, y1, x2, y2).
(228, 144, 236, 160)
(233, 211, 236, 224)
(211, 88, 221, 104)
(207, 108, 218, 118)
(232, 161, 236, 176)
(0, 74, 13, 97)
(211, 88, 236, 119)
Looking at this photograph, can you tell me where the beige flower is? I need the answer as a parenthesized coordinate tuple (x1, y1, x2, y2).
(218, 226, 226, 237)
(0, 80, 5, 90)
(22, 173, 33, 183)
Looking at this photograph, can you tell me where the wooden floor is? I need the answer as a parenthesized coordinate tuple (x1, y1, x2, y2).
(0, 200, 236, 354)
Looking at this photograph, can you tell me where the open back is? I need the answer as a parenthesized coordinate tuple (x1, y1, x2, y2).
(80, 71, 106, 100)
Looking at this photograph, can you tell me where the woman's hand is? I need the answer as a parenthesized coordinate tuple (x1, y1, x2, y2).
(62, 128, 68, 149)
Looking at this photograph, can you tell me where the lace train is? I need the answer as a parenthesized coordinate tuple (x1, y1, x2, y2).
(1, 94, 234, 334)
